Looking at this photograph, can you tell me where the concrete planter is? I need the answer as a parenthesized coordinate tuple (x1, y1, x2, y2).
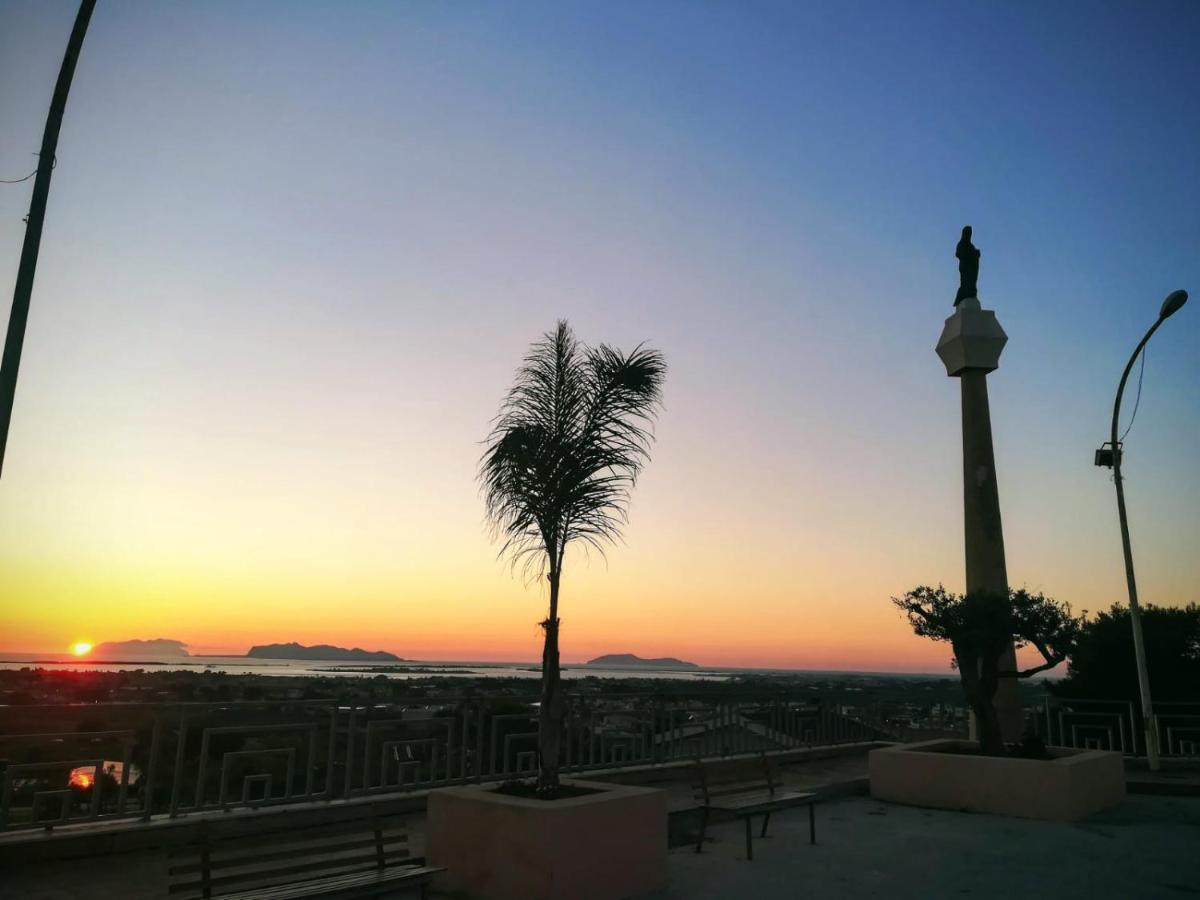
(869, 739, 1125, 821)
(427, 779, 667, 900)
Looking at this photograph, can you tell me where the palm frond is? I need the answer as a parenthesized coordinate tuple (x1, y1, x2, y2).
(480, 321, 665, 579)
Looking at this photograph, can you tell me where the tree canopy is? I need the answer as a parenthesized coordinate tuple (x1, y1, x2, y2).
(480, 321, 666, 581)
(893, 585, 1084, 755)
(1055, 603, 1200, 702)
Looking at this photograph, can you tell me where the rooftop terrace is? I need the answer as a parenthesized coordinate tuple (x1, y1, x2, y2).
(3, 744, 1197, 900)
(662, 793, 1200, 900)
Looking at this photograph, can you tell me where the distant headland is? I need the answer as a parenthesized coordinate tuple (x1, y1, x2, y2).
(246, 642, 404, 662)
(94, 639, 189, 658)
(584, 653, 698, 670)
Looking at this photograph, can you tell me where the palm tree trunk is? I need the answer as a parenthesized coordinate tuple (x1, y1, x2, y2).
(538, 570, 563, 793)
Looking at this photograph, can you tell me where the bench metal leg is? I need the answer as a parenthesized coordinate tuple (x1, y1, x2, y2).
(695, 807, 709, 854)
(745, 816, 753, 861)
(760, 812, 771, 838)
(809, 802, 816, 845)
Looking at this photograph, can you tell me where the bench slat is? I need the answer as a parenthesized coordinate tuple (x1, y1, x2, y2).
(692, 771, 767, 788)
(702, 783, 773, 798)
(706, 791, 815, 813)
(169, 834, 408, 876)
(701, 777, 768, 786)
(169, 810, 410, 848)
(693, 781, 768, 795)
(224, 868, 437, 899)
(222, 866, 443, 900)
(704, 789, 778, 804)
(198, 822, 410, 850)
(216, 866, 445, 900)
(169, 854, 418, 896)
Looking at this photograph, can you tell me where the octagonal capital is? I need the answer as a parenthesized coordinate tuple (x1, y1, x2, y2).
(936, 297, 1007, 376)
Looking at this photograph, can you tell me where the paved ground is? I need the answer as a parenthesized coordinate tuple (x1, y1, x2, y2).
(1127, 765, 1200, 796)
(655, 795, 1200, 900)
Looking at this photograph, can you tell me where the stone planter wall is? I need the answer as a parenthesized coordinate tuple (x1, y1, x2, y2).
(427, 779, 667, 900)
(869, 739, 1125, 821)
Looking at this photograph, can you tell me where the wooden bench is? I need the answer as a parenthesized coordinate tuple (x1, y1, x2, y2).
(693, 755, 817, 860)
(167, 807, 444, 899)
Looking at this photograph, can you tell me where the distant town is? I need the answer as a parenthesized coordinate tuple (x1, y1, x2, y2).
(0, 661, 1041, 745)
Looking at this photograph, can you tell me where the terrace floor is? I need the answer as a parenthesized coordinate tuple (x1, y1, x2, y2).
(656, 794, 1200, 900)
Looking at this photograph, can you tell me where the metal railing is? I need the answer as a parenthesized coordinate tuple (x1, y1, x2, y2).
(1030, 695, 1200, 757)
(0, 691, 885, 833)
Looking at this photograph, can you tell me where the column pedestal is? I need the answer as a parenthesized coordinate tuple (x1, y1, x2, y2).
(937, 297, 1024, 743)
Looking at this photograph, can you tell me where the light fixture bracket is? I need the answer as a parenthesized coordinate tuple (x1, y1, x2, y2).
(1094, 441, 1122, 469)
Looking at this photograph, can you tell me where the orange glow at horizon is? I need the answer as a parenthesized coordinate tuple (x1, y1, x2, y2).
(71, 641, 93, 657)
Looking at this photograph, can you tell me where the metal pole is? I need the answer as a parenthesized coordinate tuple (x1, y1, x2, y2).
(0, 0, 97, 478)
(1110, 316, 1165, 771)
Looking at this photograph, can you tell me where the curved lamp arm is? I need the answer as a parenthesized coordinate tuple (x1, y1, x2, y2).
(1109, 317, 1165, 462)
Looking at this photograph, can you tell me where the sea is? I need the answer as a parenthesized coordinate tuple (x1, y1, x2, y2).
(0, 655, 944, 682)
(0, 655, 734, 682)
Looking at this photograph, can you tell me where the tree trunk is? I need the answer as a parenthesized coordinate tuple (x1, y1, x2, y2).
(970, 695, 1006, 756)
(956, 646, 1007, 756)
(538, 570, 563, 793)
(975, 649, 1007, 755)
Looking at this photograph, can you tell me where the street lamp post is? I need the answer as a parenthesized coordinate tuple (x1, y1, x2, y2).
(1098, 288, 1188, 772)
(0, 0, 97, 480)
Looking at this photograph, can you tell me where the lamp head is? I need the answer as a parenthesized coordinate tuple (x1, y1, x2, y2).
(1160, 289, 1188, 319)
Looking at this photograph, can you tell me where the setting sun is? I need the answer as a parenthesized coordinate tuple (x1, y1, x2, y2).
(70, 641, 92, 657)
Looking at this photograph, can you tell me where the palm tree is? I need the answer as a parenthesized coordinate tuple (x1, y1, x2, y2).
(480, 321, 666, 794)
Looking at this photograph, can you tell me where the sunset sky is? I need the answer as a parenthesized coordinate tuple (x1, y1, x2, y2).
(1, 1, 1197, 671)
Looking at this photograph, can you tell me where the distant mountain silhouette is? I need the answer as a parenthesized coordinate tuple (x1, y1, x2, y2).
(585, 653, 698, 669)
(93, 638, 189, 658)
(246, 642, 403, 662)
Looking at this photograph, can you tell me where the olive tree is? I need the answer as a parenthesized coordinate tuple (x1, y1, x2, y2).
(892, 585, 1083, 755)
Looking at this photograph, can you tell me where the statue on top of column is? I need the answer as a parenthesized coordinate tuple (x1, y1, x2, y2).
(955, 225, 980, 306)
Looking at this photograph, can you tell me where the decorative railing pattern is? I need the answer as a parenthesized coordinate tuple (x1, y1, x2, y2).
(6, 690, 1192, 831)
(1031, 696, 1200, 757)
(1158, 703, 1200, 756)
(0, 691, 884, 833)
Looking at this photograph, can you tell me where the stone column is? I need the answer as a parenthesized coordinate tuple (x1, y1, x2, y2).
(936, 297, 1024, 742)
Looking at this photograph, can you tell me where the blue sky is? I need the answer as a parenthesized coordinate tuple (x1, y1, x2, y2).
(0, 1, 1196, 664)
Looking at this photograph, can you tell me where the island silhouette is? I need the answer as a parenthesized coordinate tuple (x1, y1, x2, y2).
(584, 653, 698, 670)
(93, 638, 189, 657)
(246, 642, 404, 662)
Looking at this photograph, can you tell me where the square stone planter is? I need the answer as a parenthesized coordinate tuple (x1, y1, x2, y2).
(869, 739, 1125, 821)
(427, 779, 667, 900)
